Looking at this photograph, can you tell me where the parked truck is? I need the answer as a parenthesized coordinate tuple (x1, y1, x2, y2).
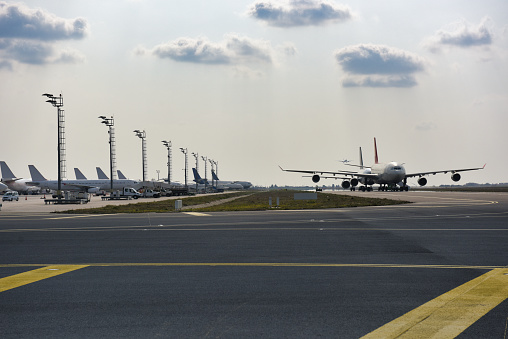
(104, 187, 142, 200)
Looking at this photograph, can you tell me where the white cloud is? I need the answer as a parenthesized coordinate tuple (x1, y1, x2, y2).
(141, 34, 290, 67)
(248, 0, 352, 27)
(334, 44, 426, 87)
(424, 17, 493, 53)
(0, 2, 88, 68)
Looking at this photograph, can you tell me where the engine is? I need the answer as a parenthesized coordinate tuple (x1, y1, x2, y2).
(87, 187, 101, 194)
(341, 180, 350, 189)
(451, 173, 461, 182)
(312, 174, 320, 183)
(417, 177, 427, 186)
(350, 178, 359, 187)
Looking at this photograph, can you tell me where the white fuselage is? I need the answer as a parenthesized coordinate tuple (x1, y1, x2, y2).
(367, 162, 406, 185)
(30, 179, 140, 192)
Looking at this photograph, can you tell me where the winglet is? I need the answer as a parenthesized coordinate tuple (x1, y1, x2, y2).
(374, 138, 379, 164)
(278, 165, 285, 172)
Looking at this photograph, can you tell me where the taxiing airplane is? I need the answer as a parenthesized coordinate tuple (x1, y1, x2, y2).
(1, 161, 39, 194)
(280, 138, 485, 191)
(28, 165, 141, 193)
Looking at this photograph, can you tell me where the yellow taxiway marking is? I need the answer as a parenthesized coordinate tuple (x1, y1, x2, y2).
(361, 268, 508, 339)
(183, 212, 211, 216)
(0, 265, 88, 293)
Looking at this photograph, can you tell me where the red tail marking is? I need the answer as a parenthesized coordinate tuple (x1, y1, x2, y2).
(374, 137, 379, 164)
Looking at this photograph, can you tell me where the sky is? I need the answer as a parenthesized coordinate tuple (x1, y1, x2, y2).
(1, 0, 507, 187)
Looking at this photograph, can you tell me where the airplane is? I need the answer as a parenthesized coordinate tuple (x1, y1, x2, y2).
(211, 170, 252, 189)
(1, 161, 39, 194)
(280, 138, 485, 192)
(192, 168, 246, 190)
(28, 165, 141, 193)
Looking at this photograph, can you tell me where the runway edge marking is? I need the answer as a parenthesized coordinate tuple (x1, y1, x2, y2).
(0, 265, 88, 293)
(361, 268, 508, 339)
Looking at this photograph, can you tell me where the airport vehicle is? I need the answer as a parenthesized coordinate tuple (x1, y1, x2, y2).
(1, 161, 39, 194)
(142, 189, 160, 198)
(2, 191, 19, 201)
(280, 138, 485, 191)
(28, 165, 142, 193)
(109, 187, 142, 199)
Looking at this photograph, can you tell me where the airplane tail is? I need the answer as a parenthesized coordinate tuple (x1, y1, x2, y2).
(28, 165, 47, 182)
(0, 161, 17, 180)
(211, 170, 219, 181)
(192, 168, 202, 182)
(96, 167, 109, 180)
(74, 168, 87, 180)
(117, 170, 127, 180)
(374, 137, 379, 164)
(359, 147, 364, 169)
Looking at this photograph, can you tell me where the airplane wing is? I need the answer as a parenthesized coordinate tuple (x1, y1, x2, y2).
(405, 164, 486, 178)
(279, 166, 377, 179)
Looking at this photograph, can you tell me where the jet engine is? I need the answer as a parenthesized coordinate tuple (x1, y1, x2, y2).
(365, 178, 375, 186)
(312, 174, 320, 183)
(87, 187, 101, 194)
(350, 178, 359, 187)
(451, 173, 461, 182)
(417, 177, 427, 186)
(341, 180, 350, 189)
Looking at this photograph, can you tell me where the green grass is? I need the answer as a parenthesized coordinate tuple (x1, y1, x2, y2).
(59, 190, 409, 214)
(186, 190, 409, 212)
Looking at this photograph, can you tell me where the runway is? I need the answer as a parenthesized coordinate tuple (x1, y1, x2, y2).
(1, 191, 507, 338)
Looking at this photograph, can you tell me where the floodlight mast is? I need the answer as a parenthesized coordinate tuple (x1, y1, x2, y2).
(99, 116, 115, 192)
(42, 93, 65, 200)
(162, 141, 172, 185)
(133, 130, 147, 182)
(201, 155, 207, 192)
(192, 152, 199, 193)
(208, 159, 214, 188)
(180, 148, 188, 189)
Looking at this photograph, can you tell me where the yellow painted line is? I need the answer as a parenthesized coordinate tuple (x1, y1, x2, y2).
(0, 265, 88, 293)
(361, 268, 508, 339)
(45, 215, 110, 220)
(183, 212, 211, 216)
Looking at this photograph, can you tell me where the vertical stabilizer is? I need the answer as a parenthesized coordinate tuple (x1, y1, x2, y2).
(192, 168, 202, 182)
(28, 165, 47, 182)
(359, 147, 364, 169)
(374, 137, 379, 164)
(74, 168, 87, 180)
(211, 170, 219, 181)
(117, 170, 127, 180)
(0, 161, 17, 180)
(96, 167, 109, 180)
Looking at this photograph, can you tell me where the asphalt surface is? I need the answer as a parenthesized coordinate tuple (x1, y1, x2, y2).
(0, 191, 507, 338)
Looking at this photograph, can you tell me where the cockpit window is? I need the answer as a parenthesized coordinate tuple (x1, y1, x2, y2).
(393, 166, 402, 170)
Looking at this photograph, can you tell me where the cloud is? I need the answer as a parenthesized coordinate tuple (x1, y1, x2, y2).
(334, 44, 426, 87)
(141, 34, 289, 67)
(424, 17, 493, 53)
(248, 0, 352, 27)
(0, 2, 88, 68)
(0, 2, 88, 40)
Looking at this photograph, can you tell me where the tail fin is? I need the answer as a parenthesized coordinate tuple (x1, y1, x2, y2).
(359, 147, 364, 169)
(96, 167, 109, 180)
(374, 137, 379, 164)
(117, 170, 127, 180)
(211, 170, 219, 181)
(0, 161, 17, 180)
(28, 165, 47, 182)
(74, 168, 87, 180)
(192, 168, 202, 182)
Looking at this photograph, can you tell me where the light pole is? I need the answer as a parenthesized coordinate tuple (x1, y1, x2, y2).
(42, 93, 65, 200)
(180, 148, 188, 189)
(162, 140, 172, 185)
(99, 116, 115, 193)
(133, 130, 147, 182)
(201, 155, 207, 192)
(192, 152, 199, 192)
(208, 158, 214, 188)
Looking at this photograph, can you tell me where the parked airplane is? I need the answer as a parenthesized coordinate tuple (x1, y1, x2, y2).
(1, 161, 39, 194)
(28, 165, 141, 193)
(280, 138, 485, 191)
(211, 170, 252, 189)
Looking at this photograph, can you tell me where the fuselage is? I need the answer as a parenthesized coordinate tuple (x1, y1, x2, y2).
(367, 162, 406, 185)
(30, 179, 140, 192)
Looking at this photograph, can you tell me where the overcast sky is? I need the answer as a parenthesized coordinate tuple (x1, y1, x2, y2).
(1, 0, 507, 187)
